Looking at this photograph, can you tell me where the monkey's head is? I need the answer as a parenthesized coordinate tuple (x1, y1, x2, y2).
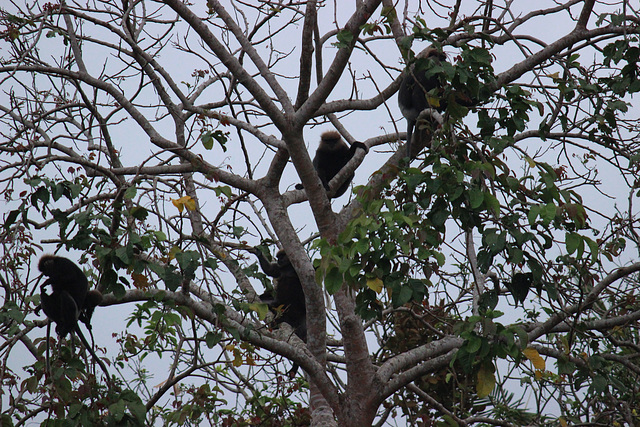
(38, 254, 57, 277)
(319, 130, 344, 151)
(415, 47, 446, 62)
(276, 249, 290, 267)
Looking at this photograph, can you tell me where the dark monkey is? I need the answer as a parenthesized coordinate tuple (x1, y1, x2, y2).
(250, 247, 306, 376)
(39, 286, 78, 338)
(35, 255, 110, 384)
(296, 131, 368, 198)
(38, 255, 88, 312)
(398, 48, 448, 158)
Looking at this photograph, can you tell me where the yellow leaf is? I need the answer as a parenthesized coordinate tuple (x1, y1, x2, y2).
(232, 349, 243, 367)
(366, 277, 384, 293)
(168, 246, 180, 261)
(559, 417, 568, 427)
(523, 347, 546, 371)
(184, 197, 197, 211)
(476, 365, 495, 398)
(132, 273, 150, 290)
(171, 197, 184, 212)
(172, 195, 196, 212)
(427, 96, 441, 108)
(524, 156, 536, 168)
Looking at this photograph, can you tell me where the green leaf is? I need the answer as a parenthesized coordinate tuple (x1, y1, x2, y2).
(540, 203, 556, 226)
(513, 326, 529, 348)
(466, 335, 482, 353)
(3, 209, 21, 229)
(334, 29, 354, 48)
(130, 206, 148, 221)
(30, 186, 50, 211)
(565, 232, 583, 256)
(397, 285, 413, 306)
(469, 188, 484, 209)
(483, 193, 500, 216)
(202, 132, 214, 150)
(479, 289, 498, 312)
(214, 185, 233, 198)
(205, 332, 221, 348)
(201, 130, 228, 151)
(162, 267, 183, 291)
(124, 185, 137, 199)
(248, 302, 271, 320)
(591, 374, 608, 394)
(324, 266, 343, 294)
(585, 236, 599, 263)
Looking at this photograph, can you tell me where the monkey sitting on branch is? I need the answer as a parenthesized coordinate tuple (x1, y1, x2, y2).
(398, 48, 448, 158)
(296, 130, 368, 198)
(34, 255, 110, 384)
(249, 247, 306, 377)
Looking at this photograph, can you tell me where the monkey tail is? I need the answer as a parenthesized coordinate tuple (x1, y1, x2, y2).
(75, 326, 112, 388)
(287, 363, 300, 379)
(45, 322, 51, 378)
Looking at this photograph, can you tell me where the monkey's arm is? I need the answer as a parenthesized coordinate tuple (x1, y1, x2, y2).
(258, 290, 276, 305)
(249, 248, 281, 278)
(327, 141, 369, 194)
(348, 141, 368, 156)
(34, 283, 51, 316)
(322, 141, 368, 188)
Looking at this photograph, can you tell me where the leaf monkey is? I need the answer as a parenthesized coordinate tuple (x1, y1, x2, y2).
(249, 247, 306, 377)
(398, 48, 449, 158)
(295, 130, 368, 198)
(399, 47, 479, 158)
(34, 255, 111, 384)
(38, 255, 88, 312)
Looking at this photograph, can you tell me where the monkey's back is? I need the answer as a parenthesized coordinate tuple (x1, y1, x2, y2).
(274, 267, 306, 338)
(39, 255, 89, 308)
(313, 142, 354, 197)
(398, 67, 444, 122)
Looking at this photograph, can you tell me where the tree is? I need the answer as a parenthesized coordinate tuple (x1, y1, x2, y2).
(1, 0, 640, 425)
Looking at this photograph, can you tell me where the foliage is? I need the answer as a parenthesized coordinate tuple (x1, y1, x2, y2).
(1, 1, 640, 426)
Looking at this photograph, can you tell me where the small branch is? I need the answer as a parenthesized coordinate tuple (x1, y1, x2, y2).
(466, 230, 484, 317)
